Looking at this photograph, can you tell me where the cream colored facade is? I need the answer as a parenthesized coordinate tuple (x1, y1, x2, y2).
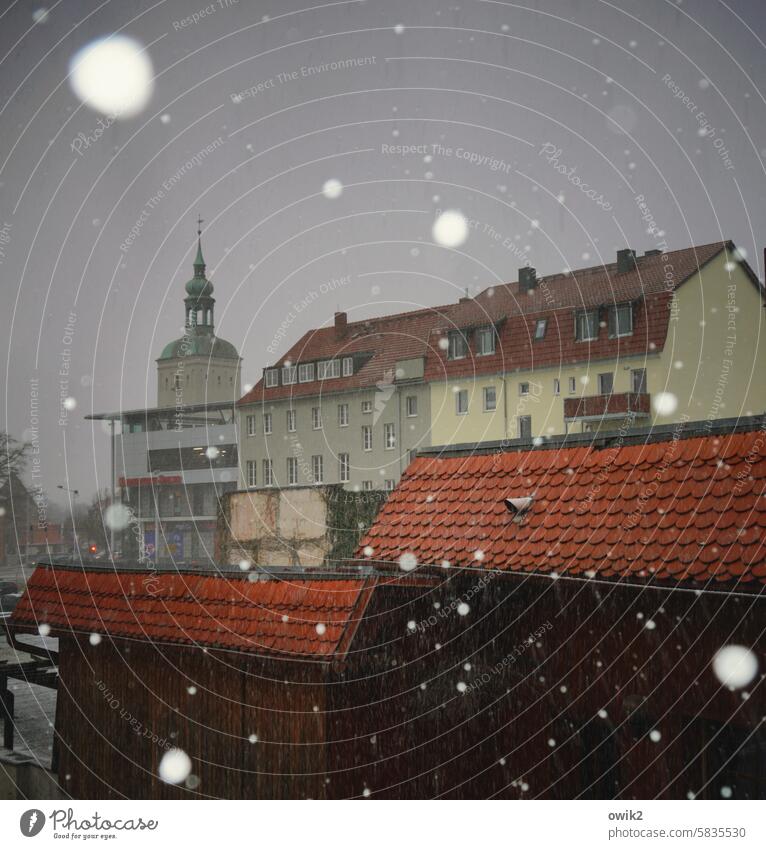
(430, 253, 766, 445)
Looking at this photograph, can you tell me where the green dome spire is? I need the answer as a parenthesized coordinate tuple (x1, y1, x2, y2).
(185, 217, 214, 298)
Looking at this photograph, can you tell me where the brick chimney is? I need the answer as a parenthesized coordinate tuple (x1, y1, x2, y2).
(334, 311, 348, 338)
(518, 266, 537, 293)
(616, 248, 637, 273)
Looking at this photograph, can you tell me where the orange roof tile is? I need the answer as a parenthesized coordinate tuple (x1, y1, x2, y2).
(10, 568, 374, 659)
(357, 428, 766, 587)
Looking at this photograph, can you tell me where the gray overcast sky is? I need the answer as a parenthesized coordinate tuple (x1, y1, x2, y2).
(1, 0, 765, 503)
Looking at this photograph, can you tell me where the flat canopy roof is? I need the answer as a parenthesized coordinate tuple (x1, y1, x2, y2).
(86, 400, 237, 421)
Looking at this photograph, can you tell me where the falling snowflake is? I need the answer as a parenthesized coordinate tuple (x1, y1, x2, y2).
(159, 748, 192, 784)
(399, 552, 418, 572)
(38, 624, 50, 637)
(457, 602, 470, 616)
(456, 681, 467, 693)
(248, 734, 258, 743)
(653, 392, 679, 416)
(104, 503, 132, 531)
(69, 35, 154, 118)
(433, 210, 468, 248)
(187, 685, 197, 695)
(393, 24, 405, 34)
(63, 397, 77, 411)
(315, 623, 327, 635)
(712, 645, 758, 689)
(649, 729, 662, 743)
(363, 546, 374, 557)
(322, 179, 343, 199)
(89, 633, 101, 646)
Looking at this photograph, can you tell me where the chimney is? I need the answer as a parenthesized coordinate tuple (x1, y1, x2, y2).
(616, 248, 637, 273)
(334, 311, 348, 338)
(518, 266, 537, 293)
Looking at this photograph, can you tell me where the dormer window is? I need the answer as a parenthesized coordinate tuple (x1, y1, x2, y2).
(342, 356, 353, 376)
(447, 330, 468, 360)
(476, 326, 495, 356)
(534, 319, 547, 340)
(282, 365, 297, 385)
(318, 359, 341, 379)
(298, 363, 314, 383)
(575, 309, 599, 342)
(608, 303, 633, 338)
(265, 369, 279, 388)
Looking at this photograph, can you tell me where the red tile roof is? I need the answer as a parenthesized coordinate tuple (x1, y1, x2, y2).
(357, 427, 766, 587)
(239, 242, 757, 405)
(10, 567, 374, 659)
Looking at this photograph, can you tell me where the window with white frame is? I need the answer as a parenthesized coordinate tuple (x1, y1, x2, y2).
(447, 330, 468, 360)
(311, 455, 323, 484)
(575, 309, 599, 341)
(476, 326, 495, 356)
(287, 409, 296, 432)
(362, 425, 372, 452)
(384, 422, 396, 449)
(287, 456, 298, 486)
(338, 403, 349, 427)
(535, 319, 548, 340)
(263, 412, 272, 434)
(339, 453, 350, 483)
(246, 415, 256, 436)
(342, 357, 353, 376)
(608, 303, 633, 338)
(318, 359, 341, 379)
(631, 368, 647, 394)
(553, 378, 560, 396)
(518, 415, 532, 439)
(263, 459, 274, 487)
(384, 479, 396, 491)
(362, 480, 373, 491)
(406, 395, 418, 417)
(265, 369, 279, 387)
(298, 363, 315, 383)
(246, 460, 257, 488)
(361, 400, 372, 414)
(456, 389, 468, 415)
(312, 407, 322, 430)
(483, 385, 497, 412)
(281, 365, 297, 385)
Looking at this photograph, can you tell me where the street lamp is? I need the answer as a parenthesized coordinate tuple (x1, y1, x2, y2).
(57, 485, 79, 559)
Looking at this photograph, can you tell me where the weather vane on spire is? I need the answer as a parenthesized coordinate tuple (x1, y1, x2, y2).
(196, 214, 204, 236)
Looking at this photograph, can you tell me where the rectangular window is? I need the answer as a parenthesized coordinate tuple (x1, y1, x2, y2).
(384, 479, 396, 492)
(456, 389, 469, 415)
(483, 386, 497, 412)
(318, 359, 341, 379)
(281, 365, 297, 385)
(447, 330, 468, 360)
(298, 363, 315, 383)
(553, 378, 560, 396)
(362, 480, 373, 491)
(312, 407, 322, 430)
(265, 369, 279, 388)
(263, 459, 274, 487)
(286, 409, 296, 432)
(519, 382, 530, 396)
(575, 309, 599, 341)
(263, 412, 272, 435)
(568, 377, 577, 394)
(361, 400, 373, 414)
(476, 326, 495, 356)
(609, 303, 633, 338)
(287, 457, 298, 486)
(246, 414, 256, 437)
(342, 357, 353, 376)
(338, 403, 349, 427)
(631, 368, 647, 394)
(384, 422, 396, 450)
(406, 395, 418, 417)
(518, 415, 532, 439)
(311, 455, 323, 484)
(535, 319, 548, 340)
(246, 460, 257, 488)
(339, 453, 350, 483)
(598, 372, 614, 395)
(362, 425, 372, 452)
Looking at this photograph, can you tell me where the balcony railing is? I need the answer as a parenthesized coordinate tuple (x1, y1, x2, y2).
(564, 392, 650, 421)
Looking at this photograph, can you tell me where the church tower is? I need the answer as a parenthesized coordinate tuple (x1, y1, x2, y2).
(156, 223, 241, 408)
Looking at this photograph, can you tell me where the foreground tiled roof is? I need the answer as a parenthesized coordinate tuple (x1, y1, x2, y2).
(239, 241, 755, 405)
(10, 567, 374, 659)
(358, 427, 766, 586)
